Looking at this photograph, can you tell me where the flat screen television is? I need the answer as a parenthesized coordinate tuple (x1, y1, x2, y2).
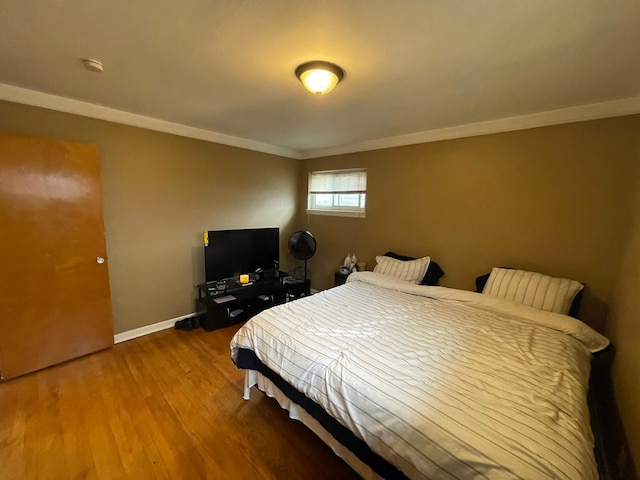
(204, 227, 279, 282)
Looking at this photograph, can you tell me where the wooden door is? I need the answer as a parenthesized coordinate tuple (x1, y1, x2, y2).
(0, 132, 113, 380)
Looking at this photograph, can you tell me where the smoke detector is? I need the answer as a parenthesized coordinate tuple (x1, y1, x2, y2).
(81, 58, 104, 73)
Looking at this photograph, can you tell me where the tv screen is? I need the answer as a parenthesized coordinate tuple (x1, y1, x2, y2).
(204, 227, 279, 282)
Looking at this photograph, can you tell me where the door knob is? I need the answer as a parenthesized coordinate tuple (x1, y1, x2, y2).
(96, 256, 105, 264)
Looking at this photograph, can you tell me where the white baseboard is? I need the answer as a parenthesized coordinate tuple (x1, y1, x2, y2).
(114, 312, 199, 344)
(113, 291, 318, 344)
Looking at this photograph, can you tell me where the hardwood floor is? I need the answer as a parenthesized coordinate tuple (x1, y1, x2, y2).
(0, 324, 360, 479)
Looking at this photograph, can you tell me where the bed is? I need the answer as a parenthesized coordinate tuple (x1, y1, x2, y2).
(230, 269, 610, 479)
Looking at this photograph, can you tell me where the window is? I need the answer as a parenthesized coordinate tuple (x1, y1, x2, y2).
(307, 168, 367, 218)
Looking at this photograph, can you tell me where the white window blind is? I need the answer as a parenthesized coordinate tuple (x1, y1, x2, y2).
(307, 169, 367, 218)
(308, 169, 367, 194)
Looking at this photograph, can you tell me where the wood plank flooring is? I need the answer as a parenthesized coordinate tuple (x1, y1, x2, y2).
(0, 324, 360, 479)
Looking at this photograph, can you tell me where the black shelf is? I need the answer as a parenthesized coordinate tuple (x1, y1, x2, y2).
(197, 274, 310, 331)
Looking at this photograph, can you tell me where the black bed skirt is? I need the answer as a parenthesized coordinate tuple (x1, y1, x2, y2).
(233, 347, 408, 479)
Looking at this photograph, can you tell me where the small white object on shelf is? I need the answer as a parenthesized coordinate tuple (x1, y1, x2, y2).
(213, 295, 236, 304)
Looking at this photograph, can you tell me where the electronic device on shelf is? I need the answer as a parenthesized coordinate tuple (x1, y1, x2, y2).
(197, 227, 313, 331)
(204, 227, 279, 283)
(282, 276, 304, 285)
(196, 277, 310, 331)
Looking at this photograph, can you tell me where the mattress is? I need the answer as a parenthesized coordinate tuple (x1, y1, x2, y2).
(230, 271, 609, 480)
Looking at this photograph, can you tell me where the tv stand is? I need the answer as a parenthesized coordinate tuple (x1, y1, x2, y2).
(196, 274, 310, 331)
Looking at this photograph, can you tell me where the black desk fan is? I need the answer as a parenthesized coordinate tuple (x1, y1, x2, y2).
(288, 230, 317, 280)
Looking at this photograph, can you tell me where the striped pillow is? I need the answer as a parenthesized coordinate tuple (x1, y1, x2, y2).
(374, 255, 430, 284)
(482, 267, 583, 315)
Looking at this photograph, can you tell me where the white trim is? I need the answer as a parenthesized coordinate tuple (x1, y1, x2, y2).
(1, 82, 638, 160)
(113, 312, 199, 344)
(300, 96, 640, 159)
(0, 83, 301, 159)
(306, 209, 366, 218)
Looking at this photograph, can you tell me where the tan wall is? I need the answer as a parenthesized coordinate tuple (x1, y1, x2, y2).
(303, 116, 638, 328)
(0, 100, 300, 334)
(608, 130, 640, 466)
(301, 114, 640, 468)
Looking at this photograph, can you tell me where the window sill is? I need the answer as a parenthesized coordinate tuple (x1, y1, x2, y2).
(306, 209, 366, 218)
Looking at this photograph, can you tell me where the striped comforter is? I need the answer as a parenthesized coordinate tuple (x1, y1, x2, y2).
(230, 272, 609, 480)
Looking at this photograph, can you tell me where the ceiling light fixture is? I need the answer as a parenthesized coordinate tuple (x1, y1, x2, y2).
(81, 58, 104, 73)
(295, 61, 344, 95)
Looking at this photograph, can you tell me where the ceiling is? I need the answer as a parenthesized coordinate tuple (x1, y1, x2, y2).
(1, 1, 639, 159)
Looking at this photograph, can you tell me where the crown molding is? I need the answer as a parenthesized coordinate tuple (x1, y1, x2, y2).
(300, 96, 640, 159)
(0, 83, 302, 159)
(1, 83, 638, 161)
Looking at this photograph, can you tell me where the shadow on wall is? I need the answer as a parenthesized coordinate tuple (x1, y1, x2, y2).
(192, 242, 205, 286)
(581, 287, 610, 335)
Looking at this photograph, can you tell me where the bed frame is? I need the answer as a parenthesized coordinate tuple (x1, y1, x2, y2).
(236, 343, 636, 480)
(234, 271, 637, 479)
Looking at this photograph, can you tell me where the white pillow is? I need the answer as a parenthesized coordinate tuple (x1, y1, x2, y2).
(373, 255, 430, 284)
(482, 267, 583, 315)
